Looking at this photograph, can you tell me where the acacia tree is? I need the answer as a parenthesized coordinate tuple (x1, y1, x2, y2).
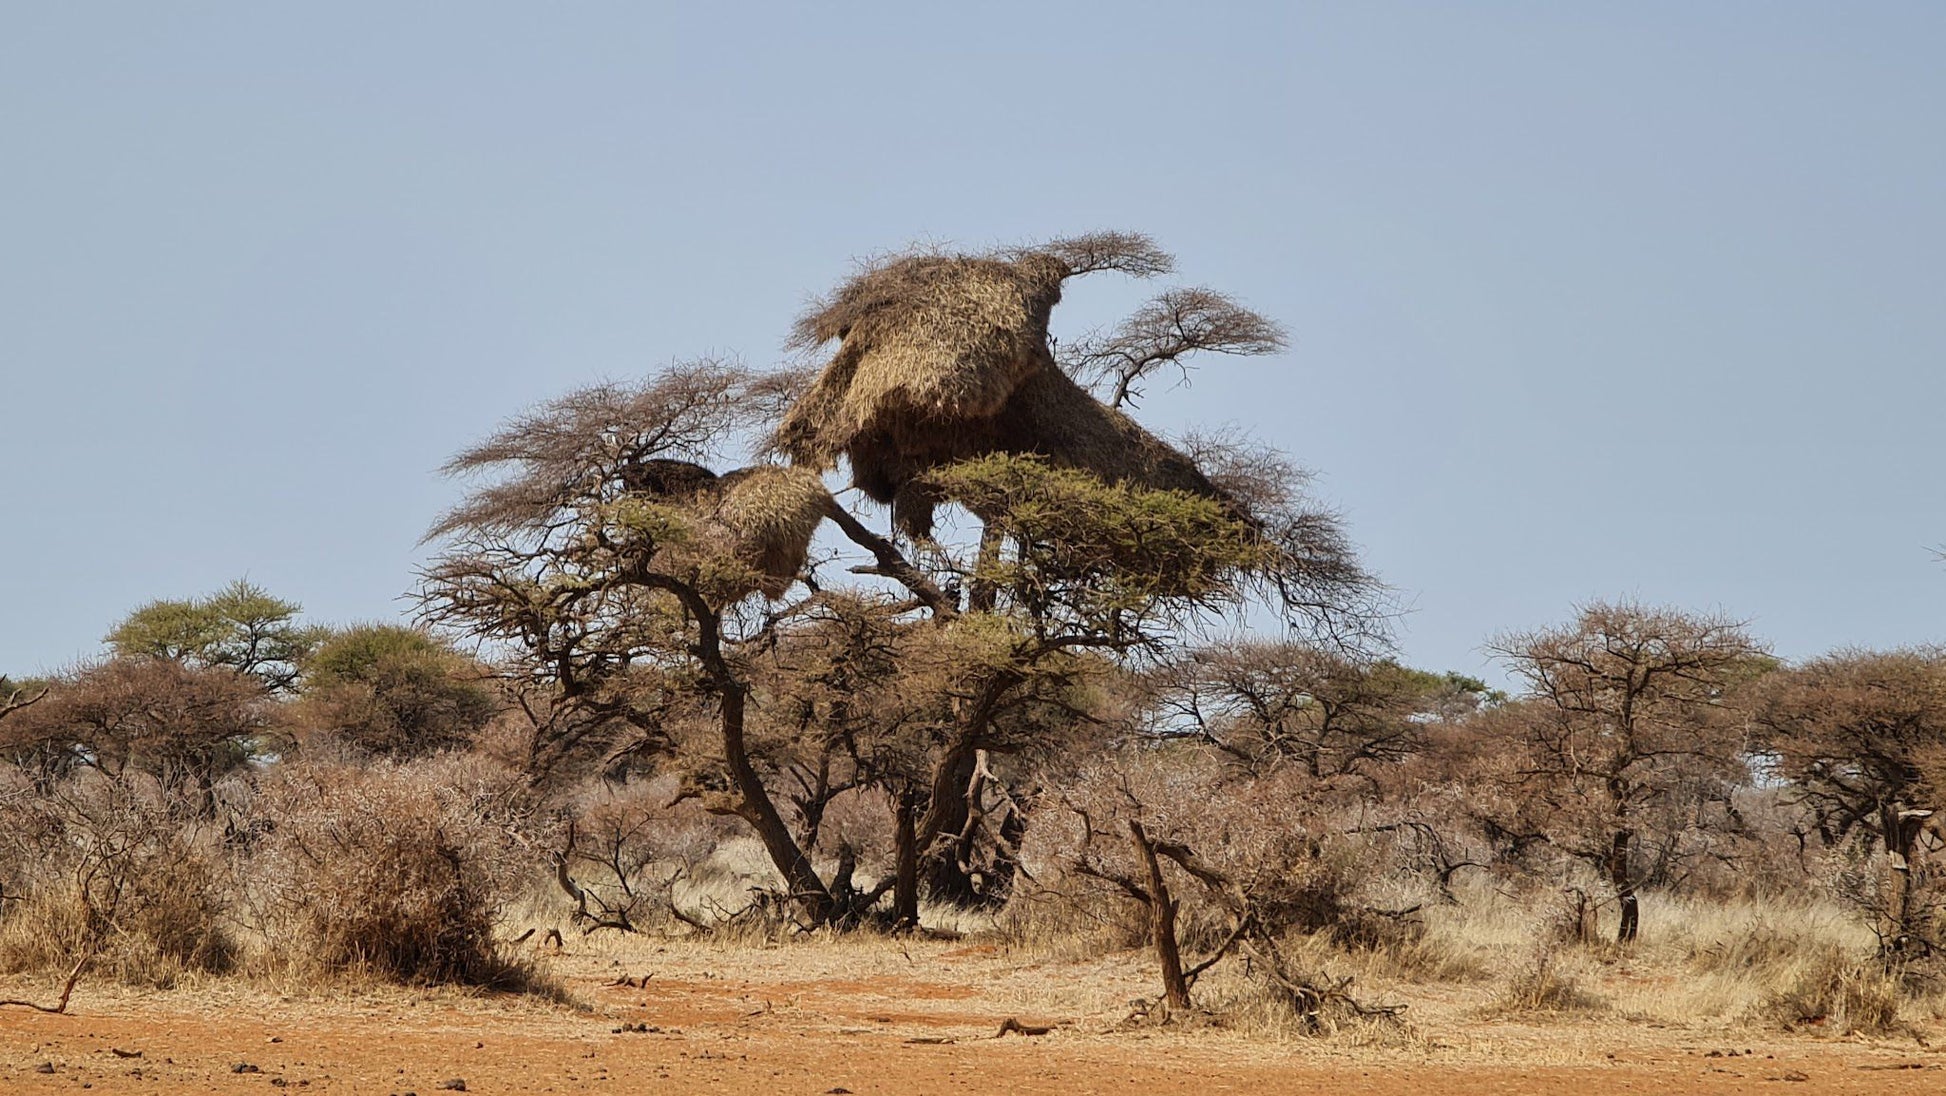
(1755, 648, 1946, 953)
(107, 581, 321, 694)
(767, 235, 1383, 904)
(722, 585, 1104, 923)
(4, 657, 269, 813)
(899, 455, 1287, 907)
(418, 404, 1288, 928)
(1147, 640, 1490, 779)
(420, 363, 854, 924)
(421, 236, 1380, 931)
(1488, 602, 1767, 942)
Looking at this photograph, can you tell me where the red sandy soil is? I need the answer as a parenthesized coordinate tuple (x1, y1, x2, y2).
(3, 946, 1942, 1095)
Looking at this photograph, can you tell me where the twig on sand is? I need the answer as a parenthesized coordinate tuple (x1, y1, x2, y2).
(0, 953, 91, 1014)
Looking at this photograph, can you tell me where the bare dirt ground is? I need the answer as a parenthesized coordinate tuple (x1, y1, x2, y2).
(4, 937, 1942, 1095)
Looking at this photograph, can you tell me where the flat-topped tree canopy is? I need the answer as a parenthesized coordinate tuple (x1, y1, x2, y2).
(773, 232, 1246, 539)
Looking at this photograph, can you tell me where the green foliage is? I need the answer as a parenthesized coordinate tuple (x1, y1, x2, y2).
(307, 625, 454, 686)
(107, 580, 322, 692)
(1437, 671, 1502, 702)
(1380, 666, 1506, 710)
(298, 625, 497, 760)
(104, 600, 226, 661)
(602, 497, 698, 546)
(931, 454, 1269, 615)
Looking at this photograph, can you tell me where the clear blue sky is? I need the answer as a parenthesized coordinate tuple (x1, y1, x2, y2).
(4, 3, 1943, 681)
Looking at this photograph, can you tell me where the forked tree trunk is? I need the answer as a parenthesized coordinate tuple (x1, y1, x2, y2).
(1610, 828, 1639, 943)
(951, 751, 995, 886)
(919, 743, 984, 905)
(917, 671, 1026, 907)
(638, 572, 840, 927)
(1129, 819, 1191, 1013)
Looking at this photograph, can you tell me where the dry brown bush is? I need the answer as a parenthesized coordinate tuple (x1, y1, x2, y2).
(1011, 742, 1422, 1028)
(3, 657, 270, 810)
(551, 775, 753, 933)
(1020, 746, 1395, 952)
(0, 770, 233, 987)
(241, 756, 537, 984)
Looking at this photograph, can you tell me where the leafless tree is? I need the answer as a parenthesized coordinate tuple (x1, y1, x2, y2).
(1487, 602, 1768, 942)
(1048, 747, 1401, 1026)
(1060, 288, 1286, 410)
(1147, 640, 1485, 778)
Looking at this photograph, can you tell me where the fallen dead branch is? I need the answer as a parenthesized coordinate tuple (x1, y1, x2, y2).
(0, 953, 90, 1015)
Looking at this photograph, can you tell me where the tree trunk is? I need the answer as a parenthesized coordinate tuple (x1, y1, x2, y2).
(828, 843, 860, 926)
(1610, 828, 1638, 943)
(916, 670, 1026, 907)
(950, 750, 993, 888)
(893, 791, 920, 928)
(1129, 819, 1191, 1013)
(918, 742, 983, 905)
(1881, 802, 1933, 953)
(642, 571, 836, 927)
(968, 524, 1003, 613)
(720, 684, 834, 925)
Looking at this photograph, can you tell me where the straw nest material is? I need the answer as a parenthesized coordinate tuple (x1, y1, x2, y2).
(621, 459, 831, 601)
(775, 235, 1234, 537)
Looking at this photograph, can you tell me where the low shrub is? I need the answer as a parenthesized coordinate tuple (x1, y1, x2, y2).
(0, 774, 233, 987)
(243, 756, 536, 984)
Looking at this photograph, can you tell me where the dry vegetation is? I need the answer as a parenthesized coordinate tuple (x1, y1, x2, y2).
(5, 234, 1946, 1089)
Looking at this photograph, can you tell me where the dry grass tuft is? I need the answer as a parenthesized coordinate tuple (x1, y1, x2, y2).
(1755, 947, 1908, 1035)
(1483, 942, 1608, 1017)
(0, 777, 235, 989)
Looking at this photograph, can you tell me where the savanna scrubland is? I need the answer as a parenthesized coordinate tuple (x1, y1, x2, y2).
(4, 234, 1944, 1093)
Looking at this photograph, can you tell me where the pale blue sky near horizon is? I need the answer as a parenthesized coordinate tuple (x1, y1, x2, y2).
(3, 3, 1943, 683)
